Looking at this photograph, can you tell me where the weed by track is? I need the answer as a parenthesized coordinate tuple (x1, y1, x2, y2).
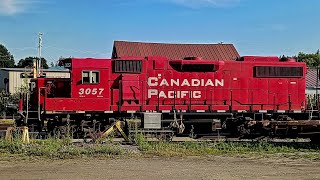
(0, 138, 127, 160)
(0, 134, 320, 161)
(134, 134, 320, 160)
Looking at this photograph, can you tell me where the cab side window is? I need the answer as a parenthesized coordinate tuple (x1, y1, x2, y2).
(92, 71, 100, 83)
(82, 71, 100, 84)
(82, 71, 90, 84)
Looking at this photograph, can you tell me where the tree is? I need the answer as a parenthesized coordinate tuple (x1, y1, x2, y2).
(16, 57, 49, 69)
(295, 51, 320, 67)
(0, 44, 15, 68)
(50, 61, 58, 67)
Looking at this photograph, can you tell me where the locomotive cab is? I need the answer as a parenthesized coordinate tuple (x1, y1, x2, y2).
(30, 78, 71, 98)
(29, 78, 71, 110)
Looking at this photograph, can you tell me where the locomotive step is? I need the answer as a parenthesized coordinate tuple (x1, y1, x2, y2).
(27, 118, 40, 120)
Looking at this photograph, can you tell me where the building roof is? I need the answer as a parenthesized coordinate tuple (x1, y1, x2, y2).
(0, 68, 69, 72)
(112, 41, 240, 60)
(306, 68, 319, 88)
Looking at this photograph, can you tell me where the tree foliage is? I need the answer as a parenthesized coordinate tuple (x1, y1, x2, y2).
(50, 61, 59, 67)
(0, 44, 15, 68)
(16, 57, 49, 69)
(295, 50, 320, 67)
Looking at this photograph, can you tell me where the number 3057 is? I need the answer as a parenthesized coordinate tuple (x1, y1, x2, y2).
(79, 88, 104, 96)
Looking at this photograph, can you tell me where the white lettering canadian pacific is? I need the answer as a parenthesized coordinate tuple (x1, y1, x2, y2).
(147, 76, 224, 99)
(148, 78, 224, 87)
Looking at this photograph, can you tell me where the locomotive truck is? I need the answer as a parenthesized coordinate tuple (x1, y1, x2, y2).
(17, 55, 320, 141)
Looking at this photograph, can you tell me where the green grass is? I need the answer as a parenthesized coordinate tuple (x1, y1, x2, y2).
(134, 134, 320, 160)
(0, 138, 127, 160)
(1, 134, 320, 160)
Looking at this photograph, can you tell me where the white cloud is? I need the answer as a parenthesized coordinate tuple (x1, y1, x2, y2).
(166, 0, 241, 8)
(0, 0, 39, 15)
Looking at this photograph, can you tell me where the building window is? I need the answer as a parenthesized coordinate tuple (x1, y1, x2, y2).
(82, 71, 99, 84)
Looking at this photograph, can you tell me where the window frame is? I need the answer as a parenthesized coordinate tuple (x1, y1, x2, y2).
(91, 70, 100, 84)
(82, 71, 90, 84)
(82, 70, 100, 84)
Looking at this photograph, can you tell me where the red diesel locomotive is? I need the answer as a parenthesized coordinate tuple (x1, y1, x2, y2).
(19, 55, 320, 140)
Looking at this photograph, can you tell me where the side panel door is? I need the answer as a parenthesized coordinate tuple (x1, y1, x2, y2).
(120, 74, 141, 105)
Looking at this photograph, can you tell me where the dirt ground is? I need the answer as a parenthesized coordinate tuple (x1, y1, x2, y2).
(0, 156, 319, 180)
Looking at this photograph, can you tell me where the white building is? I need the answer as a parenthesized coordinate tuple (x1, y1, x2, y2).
(0, 68, 70, 94)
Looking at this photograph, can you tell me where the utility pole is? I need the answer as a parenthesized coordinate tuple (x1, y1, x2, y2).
(317, 66, 318, 102)
(38, 32, 43, 77)
(318, 51, 320, 109)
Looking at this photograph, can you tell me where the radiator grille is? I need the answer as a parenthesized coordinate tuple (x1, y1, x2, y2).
(254, 66, 303, 78)
(114, 60, 142, 73)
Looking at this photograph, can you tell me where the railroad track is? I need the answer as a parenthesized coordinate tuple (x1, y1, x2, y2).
(71, 137, 311, 144)
(0, 117, 313, 144)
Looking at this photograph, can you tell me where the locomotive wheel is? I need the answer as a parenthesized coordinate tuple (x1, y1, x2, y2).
(237, 124, 250, 138)
(310, 135, 320, 144)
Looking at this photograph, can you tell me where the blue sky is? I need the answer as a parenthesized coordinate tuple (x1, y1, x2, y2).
(0, 0, 319, 65)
